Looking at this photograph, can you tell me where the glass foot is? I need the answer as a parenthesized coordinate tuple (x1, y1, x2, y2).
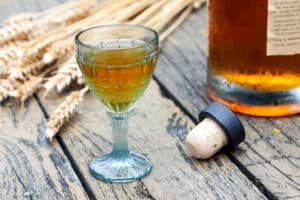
(89, 151, 152, 183)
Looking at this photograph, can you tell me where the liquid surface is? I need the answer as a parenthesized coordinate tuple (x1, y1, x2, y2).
(209, 0, 300, 91)
(77, 39, 157, 112)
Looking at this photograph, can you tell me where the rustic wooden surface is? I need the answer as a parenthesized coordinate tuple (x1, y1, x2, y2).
(156, 7, 300, 200)
(0, 0, 89, 199)
(38, 81, 265, 200)
(0, 0, 298, 200)
(0, 100, 89, 200)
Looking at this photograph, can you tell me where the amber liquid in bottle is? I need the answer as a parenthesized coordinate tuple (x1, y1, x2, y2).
(77, 39, 157, 112)
(208, 0, 300, 116)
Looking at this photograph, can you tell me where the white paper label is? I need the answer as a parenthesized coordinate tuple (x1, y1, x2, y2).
(267, 0, 300, 56)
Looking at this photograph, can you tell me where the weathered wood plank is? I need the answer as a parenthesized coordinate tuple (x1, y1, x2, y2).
(0, 100, 89, 199)
(0, 1, 89, 199)
(38, 80, 266, 199)
(155, 6, 300, 200)
(0, 0, 267, 199)
(0, 0, 265, 199)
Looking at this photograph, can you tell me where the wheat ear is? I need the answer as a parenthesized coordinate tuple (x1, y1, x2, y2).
(0, 21, 36, 45)
(145, 0, 194, 32)
(43, 56, 81, 94)
(43, 38, 75, 64)
(8, 75, 44, 102)
(46, 2, 93, 26)
(42, 0, 143, 94)
(9, 30, 75, 79)
(8, 65, 57, 102)
(0, 79, 18, 102)
(0, 47, 23, 77)
(0, 0, 94, 45)
(9, 59, 46, 80)
(46, 86, 89, 141)
(4, 12, 36, 27)
(24, 29, 70, 58)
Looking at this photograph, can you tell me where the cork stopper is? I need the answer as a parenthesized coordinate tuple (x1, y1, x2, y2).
(186, 102, 245, 159)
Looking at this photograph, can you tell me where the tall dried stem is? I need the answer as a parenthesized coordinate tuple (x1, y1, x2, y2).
(46, 86, 89, 141)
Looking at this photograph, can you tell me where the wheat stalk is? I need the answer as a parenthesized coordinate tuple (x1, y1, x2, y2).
(111, 0, 159, 23)
(9, 59, 46, 80)
(0, 79, 18, 102)
(24, 29, 71, 57)
(41, 0, 93, 18)
(0, 47, 23, 77)
(18, 0, 135, 61)
(8, 65, 57, 102)
(9, 39, 74, 80)
(131, 0, 170, 24)
(0, 22, 35, 45)
(0, 0, 96, 78)
(159, 5, 193, 43)
(8, 75, 44, 102)
(46, 2, 93, 26)
(1, 0, 197, 140)
(43, 56, 81, 94)
(46, 86, 89, 141)
(148, 0, 194, 32)
(69, 0, 138, 30)
(42, 0, 147, 93)
(5, 32, 70, 80)
(11, 0, 141, 79)
(0, 0, 95, 46)
(4, 12, 36, 27)
(43, 38, 75, 64)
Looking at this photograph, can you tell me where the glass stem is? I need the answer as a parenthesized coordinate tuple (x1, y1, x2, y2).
(107, 111, 133, 155)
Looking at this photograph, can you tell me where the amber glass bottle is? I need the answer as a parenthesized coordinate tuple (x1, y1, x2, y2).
(207, 0, 300, 117)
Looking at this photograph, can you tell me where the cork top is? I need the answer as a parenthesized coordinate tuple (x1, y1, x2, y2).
(199, 102, 245, 150)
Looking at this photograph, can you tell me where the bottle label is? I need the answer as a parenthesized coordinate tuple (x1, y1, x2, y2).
(267, 0, 300, 56)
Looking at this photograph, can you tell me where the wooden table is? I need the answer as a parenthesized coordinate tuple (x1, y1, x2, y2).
(0, 1, 299, 199)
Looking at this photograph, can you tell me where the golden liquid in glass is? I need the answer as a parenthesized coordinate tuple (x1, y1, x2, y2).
(77, 39, 157, 112)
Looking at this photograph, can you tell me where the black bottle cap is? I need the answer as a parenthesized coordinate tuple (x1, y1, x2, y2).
(198, 102, 245, 151)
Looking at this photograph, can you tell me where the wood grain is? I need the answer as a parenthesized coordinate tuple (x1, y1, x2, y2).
(38, 80, 266, 199)
(0, 1, 89, 199)
(0, 100, 88, 199)
(155, 7, 300, 200)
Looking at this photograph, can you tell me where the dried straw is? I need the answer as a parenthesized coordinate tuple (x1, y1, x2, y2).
(0, 47, 23, 77)
(3, 13, 36, 26)
(131, 0, 170, 24)
(0, 0, 198, 140)
(0, 79, 17, 102)
(9, 76, 44, 102)
(149, 0, 194, 32)
(43, 56, 81, 94)
(159, 5, 193, 43)
(43, 38, 75, 64)
(8, 65, 56, 102)
(0, 0, 94, 46)
(46, 86, 89, 141)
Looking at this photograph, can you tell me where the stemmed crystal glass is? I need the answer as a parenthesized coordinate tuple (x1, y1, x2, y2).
(75, 24, 159, 183)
